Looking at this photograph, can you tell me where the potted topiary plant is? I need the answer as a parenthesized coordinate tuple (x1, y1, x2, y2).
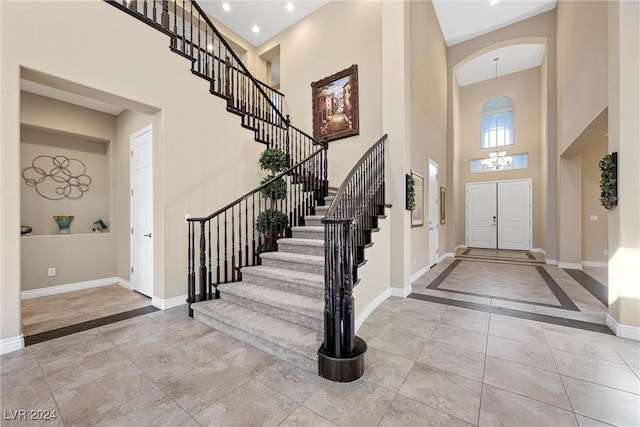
(256, 147, 289, 252)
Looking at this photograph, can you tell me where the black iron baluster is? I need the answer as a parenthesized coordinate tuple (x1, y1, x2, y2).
(224, 210, 228, 283)
(231, 206, 236, 282)
(199, 221, 206, 301)
(245, 199, 249, 267)
(161, 0, 168, 29)
(208, 220, 212, 299)
(252, 194, 256, 265)
(216, 216, 220, 285)
(143, 0, 148, 17)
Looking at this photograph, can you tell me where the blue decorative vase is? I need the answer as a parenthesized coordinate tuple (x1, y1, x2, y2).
(53, 215, 74, 234)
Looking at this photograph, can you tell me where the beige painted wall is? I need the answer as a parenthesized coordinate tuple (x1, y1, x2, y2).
(556, 0, 608, 156)
(608, 0, 640, 329)
(21, 234, 117, 292)
(256, 0, 383, 186)
(21, 127, 110, 236)
(1, 1, 265, 341)
(457, 67, 542, 248)
(580, 136, 608, 264)
(409, 0, 448, 274)
(447, 10, 557, 256)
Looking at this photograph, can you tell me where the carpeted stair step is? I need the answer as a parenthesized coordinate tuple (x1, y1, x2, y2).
(192, 299, 321, 372)
(218, 282, 323, 331)
(292, 226, 324, 240)
(277, 238, 325, 257)
(239, 265, 324, 299)
(260, 251, 324, 275)
(303, 215, 325, 227)
(315, 205, 329, 216)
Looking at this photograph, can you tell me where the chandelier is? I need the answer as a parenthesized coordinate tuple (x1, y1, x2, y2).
(482, 57, 511, 171)
(482, 147, 512, 170)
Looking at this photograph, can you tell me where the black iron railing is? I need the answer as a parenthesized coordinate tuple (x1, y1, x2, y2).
(319, 134, 387, 379)
(186, 145, 328, 314)
(105, 0, 321, 166)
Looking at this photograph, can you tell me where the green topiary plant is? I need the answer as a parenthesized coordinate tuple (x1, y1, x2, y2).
(256, 148, 289, 251)
(599, 153, 617, 210)
(256, 209, 289, 235)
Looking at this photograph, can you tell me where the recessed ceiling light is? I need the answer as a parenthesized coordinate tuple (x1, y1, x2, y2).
(490, 0, 499, 5)
(286, 2, 294, 12)
(252, 25, 260, 33)
(222, 2, 230, 12)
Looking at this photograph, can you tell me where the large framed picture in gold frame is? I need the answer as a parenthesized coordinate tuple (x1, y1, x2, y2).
(411, 171, 424, 227)
(311, 65, 359, 142)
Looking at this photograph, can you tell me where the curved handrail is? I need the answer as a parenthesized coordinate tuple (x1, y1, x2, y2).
(188, 144, 327, 222)
(324, 134, 388, 220)
(188, 1, 287, 124)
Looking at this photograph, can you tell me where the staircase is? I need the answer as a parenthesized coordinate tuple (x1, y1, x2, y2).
(107, 0, 388, 381)
(192, 191, 335, 371)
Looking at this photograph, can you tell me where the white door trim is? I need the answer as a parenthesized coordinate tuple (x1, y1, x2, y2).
(428, 159, 439, 267)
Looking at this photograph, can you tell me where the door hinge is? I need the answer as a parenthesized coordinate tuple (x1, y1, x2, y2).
(131, 267, 134, 273)
(131, 228, 133, 235)
(131, 189, 134, 196)
(131, 150, 133, 157)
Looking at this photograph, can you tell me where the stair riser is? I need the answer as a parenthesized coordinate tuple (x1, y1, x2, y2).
(261, 258, 324, 275)
(315, 206, 329, 216)
(240, 271, 324, 299)
(305, 218, 323, 227)
(220, 292, 323, 332)
(277, 241, 325, 257)
(193, 310, 316, 372)
(292, 229, 324, 240)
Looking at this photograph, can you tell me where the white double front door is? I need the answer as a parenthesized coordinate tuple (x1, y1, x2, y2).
(466, 179, 532, 250)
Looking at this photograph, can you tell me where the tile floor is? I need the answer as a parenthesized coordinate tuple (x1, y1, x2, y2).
(2, 296, 639, 426)
(413, 258, 609, 326)
(21, 285, 151, 336)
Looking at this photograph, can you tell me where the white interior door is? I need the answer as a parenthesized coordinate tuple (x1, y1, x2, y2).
(131, 125, 153, 297)
(498, 179, 532, 250)
(428, 160, 439, 267)
(466, 182, 497, 249)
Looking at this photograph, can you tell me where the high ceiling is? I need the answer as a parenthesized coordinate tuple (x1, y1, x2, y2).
(432, 0, 557, 47)
(199, 0, 329, 47)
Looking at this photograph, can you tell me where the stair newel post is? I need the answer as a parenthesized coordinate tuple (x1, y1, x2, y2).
(199, 221, 207, 301)
(341, 220, 356, 355)
(251, 194, 256, 265)
(216, 216, 221, 286)
(187, 220, 195, 317)
(161, 0, 169, 30)
(224, 210, 228, 283)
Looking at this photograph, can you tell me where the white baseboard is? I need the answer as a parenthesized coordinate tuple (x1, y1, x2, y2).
(0, 335, 24, 355)
(440, 252, 454, 262)
(152, 294, 187, 310)
(411, 266, 430, 283)
(531, 248, 546, 255)
(21, 277, 127, 300)
(455, 245, 467, 250)
(390, 285, 412, 298)
(117, 277, 132, 290)
(558, 262, 583, 270)
(582, 261, 608, 268)
(546, 258, 557, 265)
(355, 288, 391, 332)
(606, 314, 640, 341)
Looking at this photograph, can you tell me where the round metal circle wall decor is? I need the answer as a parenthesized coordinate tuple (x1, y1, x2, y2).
(22, 155, 92, 200)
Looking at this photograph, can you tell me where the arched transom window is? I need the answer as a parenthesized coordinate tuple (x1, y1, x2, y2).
(481, 96, 514, 148)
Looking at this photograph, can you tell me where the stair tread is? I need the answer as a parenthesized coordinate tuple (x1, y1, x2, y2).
(260, 251, 324, 265)
(278, 238, 325, 248)
(218, 282, 323, 315)
(192, 300, 321, 356)
(304, 215, 325, 221)
(291, 226, 324, 232)
(240, 265, 323, 285)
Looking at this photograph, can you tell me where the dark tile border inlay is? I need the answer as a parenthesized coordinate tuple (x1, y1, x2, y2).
(564, 269, 608, 306)
(24, 305, 159, 346)
(525, 251, 537, 260)
(462, 248, 472, 255)
(427, 259, 579, 311)
(409, 293, 613, 335)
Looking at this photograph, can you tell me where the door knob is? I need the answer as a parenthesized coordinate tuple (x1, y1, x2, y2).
(144, 233, 152, 238)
